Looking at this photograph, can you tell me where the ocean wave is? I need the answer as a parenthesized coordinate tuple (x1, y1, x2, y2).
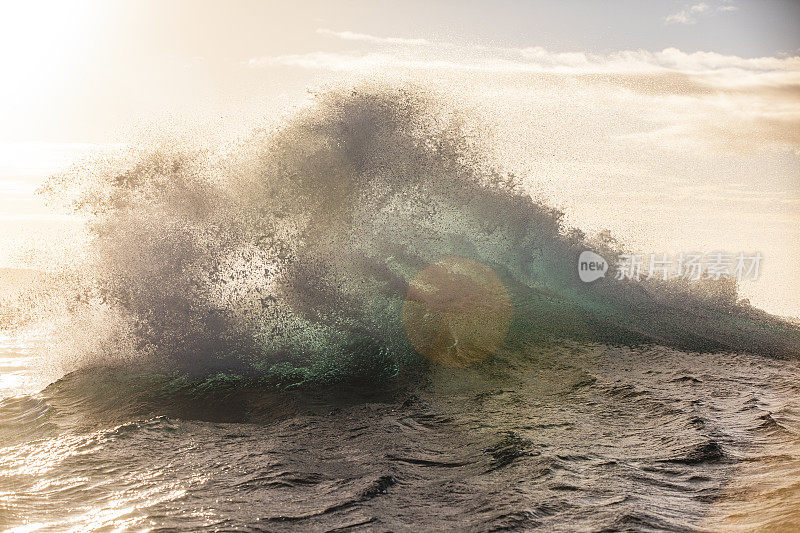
(20, 85, 799, 386)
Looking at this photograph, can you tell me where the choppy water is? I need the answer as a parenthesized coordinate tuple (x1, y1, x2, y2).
(3, 337, 800, 531)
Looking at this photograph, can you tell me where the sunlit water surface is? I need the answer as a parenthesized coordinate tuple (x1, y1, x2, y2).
(2, 332, 800, 531)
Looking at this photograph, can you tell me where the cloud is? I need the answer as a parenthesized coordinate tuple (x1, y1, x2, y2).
(245, 35, 800, 156)
(247, 52, 482, 72)
(248, 44, 800, 79)
(665, 10, 696, 25)
(316, 28, 429, 46)
(665, 1, 736, 24)
(248, 52, 393, 71)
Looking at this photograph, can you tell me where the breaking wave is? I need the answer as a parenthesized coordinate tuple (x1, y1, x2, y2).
(28, 85, 800, 388)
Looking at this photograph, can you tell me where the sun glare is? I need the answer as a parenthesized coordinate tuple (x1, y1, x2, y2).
(0, 1, 100, 130)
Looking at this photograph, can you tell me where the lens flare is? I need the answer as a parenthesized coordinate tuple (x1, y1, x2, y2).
(402, 257, 512, 367)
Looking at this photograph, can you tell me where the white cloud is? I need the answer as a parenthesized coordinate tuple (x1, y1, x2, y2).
(248, 52, 392, 71)
(316, 28, 429, 46)
(248, 44, 800, 79)
(665, 1, 737, 24)
(665, 10, 696, 25)
(245, 38, 800, 154)
(245, 26, 800, 150)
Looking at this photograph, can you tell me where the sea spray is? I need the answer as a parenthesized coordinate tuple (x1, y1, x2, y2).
(27, 85, 800, 386)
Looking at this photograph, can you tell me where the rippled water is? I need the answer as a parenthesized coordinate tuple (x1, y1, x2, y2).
(2, 335, 800, 531)
(0, 333, 44, 400)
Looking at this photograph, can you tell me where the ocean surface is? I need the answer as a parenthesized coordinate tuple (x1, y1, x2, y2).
(3, 333, 800, 531)
(1, 88, 800, 531)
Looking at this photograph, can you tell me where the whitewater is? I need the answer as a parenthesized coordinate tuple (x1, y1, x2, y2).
(1, 87, 799, 531)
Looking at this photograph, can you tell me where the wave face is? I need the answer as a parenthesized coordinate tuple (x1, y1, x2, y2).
(40, 86, 799, 385)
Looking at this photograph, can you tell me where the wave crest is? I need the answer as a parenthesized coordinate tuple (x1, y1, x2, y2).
(36, 85, 800, 385)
